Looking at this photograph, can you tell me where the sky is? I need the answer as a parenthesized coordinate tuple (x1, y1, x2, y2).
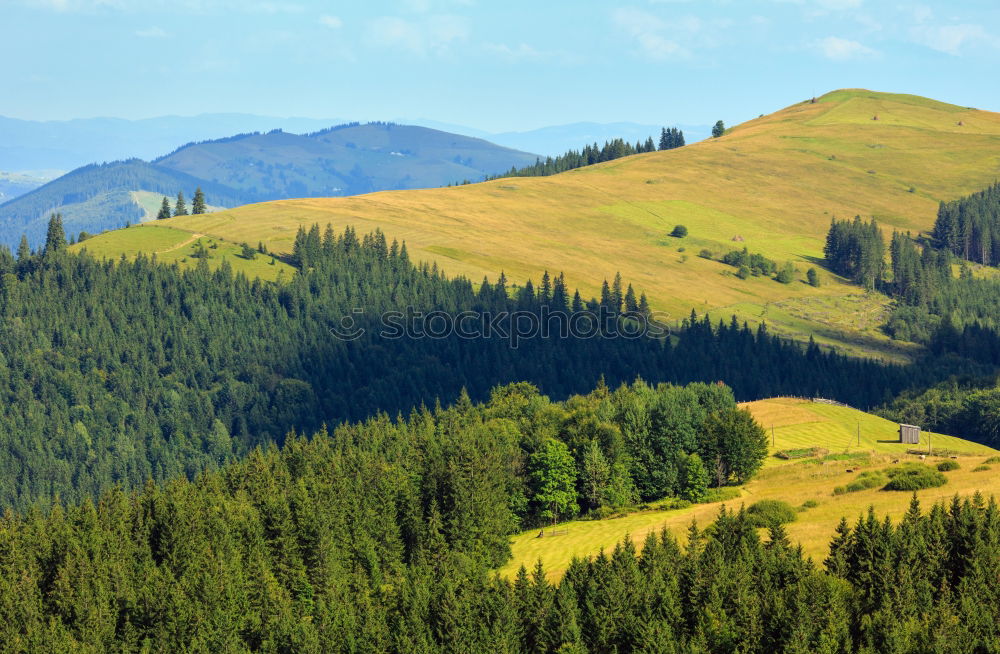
(3, 0, 999, 132)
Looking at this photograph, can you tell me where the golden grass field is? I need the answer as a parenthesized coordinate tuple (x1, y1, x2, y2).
(79, 89, 1000, 360)
(499, 398, 999, 580)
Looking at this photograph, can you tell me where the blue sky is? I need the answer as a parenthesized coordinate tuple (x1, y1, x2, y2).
(3, 0, 999, 131)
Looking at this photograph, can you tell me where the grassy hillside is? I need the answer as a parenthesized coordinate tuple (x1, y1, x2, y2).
(74, 223, 294, 282)
(501, 397, 999, 579)
(124, 89, 1000, 360)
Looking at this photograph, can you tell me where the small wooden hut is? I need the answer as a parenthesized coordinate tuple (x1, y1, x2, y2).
(899, 424, 920, 445)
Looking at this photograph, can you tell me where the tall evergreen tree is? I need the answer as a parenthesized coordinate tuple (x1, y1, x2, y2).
(43, 213, 66, 255)
(174, 191, 188, 216)
(156, 196, 172, 220)
(191, 187, 207, 215)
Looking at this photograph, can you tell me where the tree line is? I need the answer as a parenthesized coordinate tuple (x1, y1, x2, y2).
(487, 127, 685, 180)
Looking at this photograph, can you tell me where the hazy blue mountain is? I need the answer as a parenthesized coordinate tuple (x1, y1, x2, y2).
(0, 114, 345, 172)
(0, 122, 538, 248)
(0, 171, 53, 203)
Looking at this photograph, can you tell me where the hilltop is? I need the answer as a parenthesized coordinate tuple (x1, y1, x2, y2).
(1, 123, 538, 248)
(101, 89, 1000, 359)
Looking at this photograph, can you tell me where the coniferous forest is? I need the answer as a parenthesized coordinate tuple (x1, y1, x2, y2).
(0, 213, 997, 650)
(0, 218, 936, 513)
(0, 383, 995, 651)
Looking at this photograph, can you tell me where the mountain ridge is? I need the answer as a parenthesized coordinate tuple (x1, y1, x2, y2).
(105, 88, 1000, 359)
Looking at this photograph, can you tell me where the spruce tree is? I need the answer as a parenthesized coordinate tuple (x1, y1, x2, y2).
(174, 191, 188, 216)
(712, 120, 725, 138)
(191, 187, 207, 215)
(156, 197, 172, 220)
(44, 213, 66, 255)
(16, 235, 31, 261)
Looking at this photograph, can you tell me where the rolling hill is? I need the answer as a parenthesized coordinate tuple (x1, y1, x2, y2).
(1, 123, 539, 248)
(501, 397, 1000, 579)
(114, 89, 1000, 359)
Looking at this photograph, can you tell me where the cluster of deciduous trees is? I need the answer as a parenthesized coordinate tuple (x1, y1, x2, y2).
(488, 128, 684, 179)
(932, 181, 1000, 265)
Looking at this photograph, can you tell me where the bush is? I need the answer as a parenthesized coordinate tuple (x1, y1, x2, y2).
(883, 464, 947, 491)
(746, 499, 797, 528)
(774, 447, 828, 460)
(701, 487, 742, 504)
(671, 225, 688, 238)
(587, 506, 616, 520)
(776, 262, 796, 284)
(807, 267, 820, 287)
(737, 265, 750, 280)
(698, 249, 713, 259)
(654, 498, 693, 511)
(799, 499, 820, 510)
(832, 470, 885, 495)
(936, 460, 960, 471)
(845, 472, 886, 493)
(984, 456, 1000, 464)
(973, 465, 991, 472)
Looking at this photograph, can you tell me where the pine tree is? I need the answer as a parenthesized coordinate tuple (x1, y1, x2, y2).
(44, 213, 66, 255)
(191, 187, 207, 215)
(156, 196, 172, 220)
(16, 235, 31, 261)
(174, 191, 188, 216)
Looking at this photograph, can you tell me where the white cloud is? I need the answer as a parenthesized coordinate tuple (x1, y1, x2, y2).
(135, 26, 168, 38)
(910, 23, 996, 55)
(815, 35, 876, 60)
(613, 8, 691, 60)
(319, 15, 343, 29)
(365, 14, 469, 55)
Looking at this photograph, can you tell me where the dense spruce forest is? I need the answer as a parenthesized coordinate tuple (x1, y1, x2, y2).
(931, 181, 1000, 265)
(0, 383, 995, 652)
(823, 214, 1000, 362)
(819, 211, 1000, 445)
(487, 127, 684, 180)
(0, 216, 929, 512)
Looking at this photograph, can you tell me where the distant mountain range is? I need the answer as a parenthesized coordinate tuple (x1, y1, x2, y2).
(0, 122, 539, 247)
(0, 113, 705, 175)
